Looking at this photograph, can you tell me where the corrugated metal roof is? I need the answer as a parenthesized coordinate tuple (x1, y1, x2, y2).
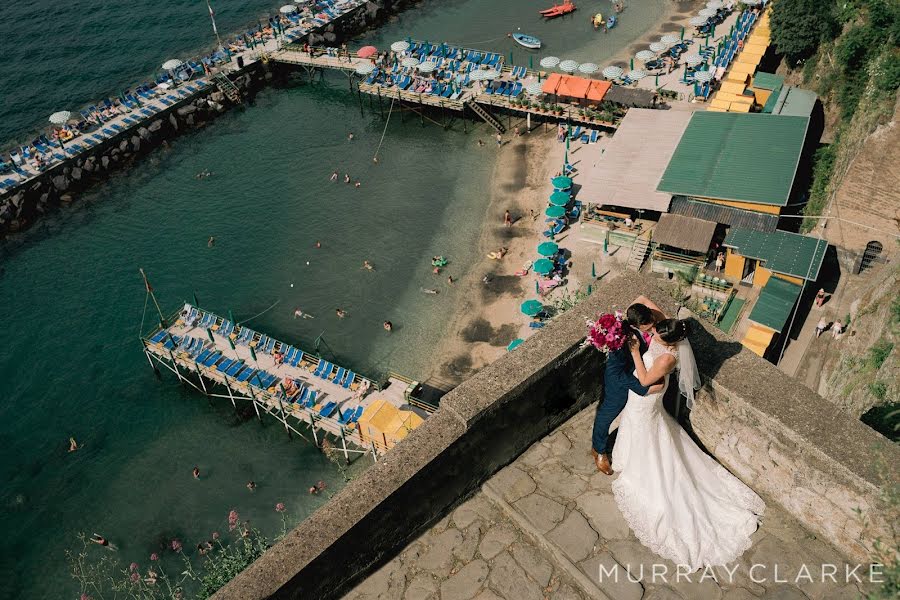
(652, 214, 717, 253)
(748, 276, 802, 332)
(772, 86, 817, 117)
(760, 82, 784, 113)
(657, 112, 809, 206)
(604, 86, 657, 108)
(752, 71, 784, 90)
(577, 109, 692, 212)
(723, 228, 828, 280)
(669, 197, 778, 232)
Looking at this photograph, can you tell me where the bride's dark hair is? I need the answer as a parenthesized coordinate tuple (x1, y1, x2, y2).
(656, 319, 690, 344)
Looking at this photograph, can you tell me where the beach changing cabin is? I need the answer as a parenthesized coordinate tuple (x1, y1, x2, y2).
(357, 398, 425, 451)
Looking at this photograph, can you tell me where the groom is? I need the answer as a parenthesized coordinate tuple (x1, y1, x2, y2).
(591, 296, 665, 475)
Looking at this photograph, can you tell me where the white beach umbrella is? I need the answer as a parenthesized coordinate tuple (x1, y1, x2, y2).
(684, 53, 704, 66)
(162, 59, 184, 71)
(694, 70, 714, 83)
(649, 42, 668, 53)
(706, 0, 723, 9)
(468, 70, 486, 81)
(578, 62, 599, 74)
(636, 50, 656, 62)
(699, 8, 717, 18)
(355, 62, 376, 75)
(740, 0, 761, 5)
(689, 16, 709, 26)
(525, 81, 545, 95)
(661, 34, 680, 45)
(540, 56, 560, 68)
(279, 4, 297, 14)
(626, 69, 647, 80)
(48, 111, 71, 125)
(401, 56, 419, 68)
(559, 59, 579, 73)
(417, 61, 437, 73)
(602, 65, 624, 79)
(390, 41, 410, 52)
(480, 69, 501, 80)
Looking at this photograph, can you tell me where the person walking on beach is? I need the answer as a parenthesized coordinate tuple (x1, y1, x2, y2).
(815, 288, 826, 308)
(514, 126, 520, 137)
(831, 320, 844, 339)
(815, 317, 828, 338)
(447, 275, 454, 285)
(496, 133, 502, 147)
(504, 210, 512, 227)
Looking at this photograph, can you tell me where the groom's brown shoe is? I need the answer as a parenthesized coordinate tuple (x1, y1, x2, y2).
(596, 452, 614, 475)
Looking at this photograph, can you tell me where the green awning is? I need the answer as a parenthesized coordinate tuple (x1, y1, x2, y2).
(724, 228, 827, 281)
(752, 71, 784, 91)
(657, 112, 809, 206)
(748, 276, 802, 332)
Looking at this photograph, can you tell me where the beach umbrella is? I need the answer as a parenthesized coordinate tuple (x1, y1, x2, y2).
(680, 26, 686, 40)
(357, 45, 377, 58)
(578, 62, 599, 75)
(540, 56, 560, 68)
(684, 53, 704, 66)
(689, 16, 708, 27)
(480, 69, 501, 80)
(48, 111, 71, 125)
(694, 70, 714, 83)
(636, 50, 656, 63)
(549, 191, 570, 206)
(520, 300, 544, 316)
(545, 206, 566, 218)
(661, 34, 680, 45)
(626, 69, 647, 80)
(699, 8, 717, 18)
(559, 59, 579, 73)
(507, 338, 524, 352)
(740, 0, 761, 4)
(602, 65, 623, 79)
(390, 40, 410, 52)
(401, 56, 419, 68)
(533, 259, 555, 276)
(418, 61, 437, 73)
(537, 242, 559, 257)
(649, 42, 668, 54)
(355, 62, 376, 75)
(525, 81, 544, 95)
(706, 0, 723, 8)
(162, 59, 184, 71)
(551, 175, 572, 189)
(591, 262, 596, 278)
(279, 4, 296, 13)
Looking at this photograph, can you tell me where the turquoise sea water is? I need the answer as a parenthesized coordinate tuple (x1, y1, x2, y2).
(0, 0, 664, 596)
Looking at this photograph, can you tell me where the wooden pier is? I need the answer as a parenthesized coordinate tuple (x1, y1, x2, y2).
(142, 302, 436, 461)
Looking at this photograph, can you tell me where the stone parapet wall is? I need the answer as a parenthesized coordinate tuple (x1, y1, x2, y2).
(213, 273, 899, 599)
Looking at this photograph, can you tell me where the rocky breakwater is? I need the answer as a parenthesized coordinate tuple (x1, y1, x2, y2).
(0, 69, 265, 237)
(303, 0, 419, 47)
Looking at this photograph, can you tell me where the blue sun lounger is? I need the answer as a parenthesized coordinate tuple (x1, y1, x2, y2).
(348, 405, 364, 423)
(590, 130, 599, 143)
(296, 387, 309, 405)
(290, 350, 304, 367)
(313, 360, 328, 377)
(216, 358, 235, 372)
(332, 367, 346, 383)
(342, 371, 355, 389)
(150, 330, 168, 343)
(162, 334, 181, 350)
(225, 361, 245, 377)
(304, 390, 318, 408)
(337, 407, 353, 424)
(320, 363, 335, 380)
(236, 368, 256, 383)
(264, 338, 276, 354)
(201, 352, 221, 367)
(318, 401, 337, 418)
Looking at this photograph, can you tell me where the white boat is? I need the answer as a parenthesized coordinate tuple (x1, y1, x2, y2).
(512, 33, 542, 49)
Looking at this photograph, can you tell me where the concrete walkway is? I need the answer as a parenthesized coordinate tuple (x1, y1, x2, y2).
(345, 408, 870, 600)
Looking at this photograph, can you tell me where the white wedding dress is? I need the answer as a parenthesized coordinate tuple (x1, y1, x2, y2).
(611, 340, 765, 571)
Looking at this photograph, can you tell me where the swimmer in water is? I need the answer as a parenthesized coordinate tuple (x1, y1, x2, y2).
(192, 466, 200, 479)
(247, 481, 256, 490)
(421, 288, 439, 294)
(90, 533, 117, 550)
(294, 308, 314, 319)
(315, 241, 321, 248)
(344, 174, 350, 184)
(208, 236, 215, 248)
(354, 181, 361, 188)
(383, 321, 393, 332)
(348, 132, 354, 141)
(68, 437, 79, 452)
(336, 308, 347, 318)
(362, 260, 374, 271)
(330, 171, 338, 182)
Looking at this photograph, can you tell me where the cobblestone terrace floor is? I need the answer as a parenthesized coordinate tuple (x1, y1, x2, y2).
(344, 408, 872, 600)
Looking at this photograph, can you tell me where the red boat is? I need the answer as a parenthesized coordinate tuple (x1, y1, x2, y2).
(540, 0, 576, 18)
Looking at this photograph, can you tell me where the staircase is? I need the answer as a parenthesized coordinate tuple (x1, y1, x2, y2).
(626, 234, 651, 272)
(465, 101, 506, 134)
(212, 73, 242, 104)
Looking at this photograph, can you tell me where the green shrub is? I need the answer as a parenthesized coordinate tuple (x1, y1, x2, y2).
(869, 381, 888, 401)
(868, 340, 895, 370)
(836, 25, 875, 71)
(770, 0, 839, 65)
(877, 51, 900, 92)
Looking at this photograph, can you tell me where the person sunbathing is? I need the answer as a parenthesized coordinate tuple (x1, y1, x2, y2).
(487, 247, 508, 260)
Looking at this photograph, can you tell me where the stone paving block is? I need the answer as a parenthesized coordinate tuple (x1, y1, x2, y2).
(440, 559, 489, 600)
(721, 589, 760, 600)
(478, 523, 518, 560)
(533, 461, 588, 500)
(763, 584, 811, 599)
(551, 582, 586, 600)
(454, 523, 482, 562)
(588, 470, 614, 493)
(575, 491, 631, 540)
(487, 551, 545, 600)
(404, 572, 438, 600)
(510, 541, 553, 588)
(547, 510, 599, 563)
(347, 556, 406, 600)
(642, 585, 686, 599)
(490, 465, 537, 504)
(578, 551, 643, 600)
(546, 431, 573, 456)
(417, 528, 463, 573)
(453, 494, 500, 530)
(513, 493, 566, 533)
(520, 441, 551, 467)
(472, 590, 503, 600)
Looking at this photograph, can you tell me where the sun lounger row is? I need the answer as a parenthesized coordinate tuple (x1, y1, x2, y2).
(312, 360, 356, 388)
(484, 80, 523, 98)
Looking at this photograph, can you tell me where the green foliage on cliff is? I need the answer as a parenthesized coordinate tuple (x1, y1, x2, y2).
(770, 0, 838, 65)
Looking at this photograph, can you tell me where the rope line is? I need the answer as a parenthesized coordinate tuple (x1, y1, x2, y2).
(240, 299, 281, 324)
(373, 98, 395, 162)
(139, 293, 149, 337)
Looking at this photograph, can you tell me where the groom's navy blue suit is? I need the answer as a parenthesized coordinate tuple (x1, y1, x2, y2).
(591, 328, 649, 455)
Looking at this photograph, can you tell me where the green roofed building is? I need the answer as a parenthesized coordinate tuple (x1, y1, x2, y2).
(723, 228, 827, 282)
(657, 112, 810, 211)
(747, 276, 802, 332)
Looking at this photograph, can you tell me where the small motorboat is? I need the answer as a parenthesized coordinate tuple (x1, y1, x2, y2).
(540, 0, 576, 19)
(591, 12, 603, 29)
(512, 32, 542, 49)
(607, 14, 617, 29)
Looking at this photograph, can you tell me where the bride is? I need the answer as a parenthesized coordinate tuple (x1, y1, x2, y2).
(612, 318, 765, 570)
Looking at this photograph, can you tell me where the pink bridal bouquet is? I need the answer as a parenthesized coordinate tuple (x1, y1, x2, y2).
(584, 311, 628, 353)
